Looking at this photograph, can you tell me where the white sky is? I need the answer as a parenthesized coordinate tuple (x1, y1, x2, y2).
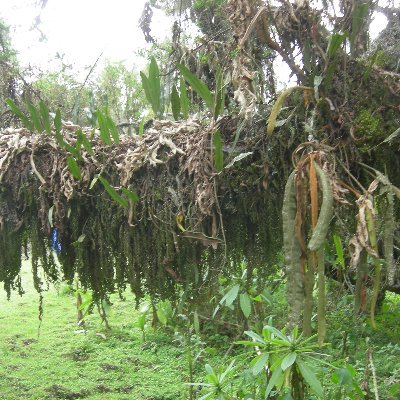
(0, 0, 393, 81)
(0, 0, 172, 74)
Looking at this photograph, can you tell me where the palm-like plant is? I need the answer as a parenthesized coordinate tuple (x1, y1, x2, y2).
(238, 324, 331, 399)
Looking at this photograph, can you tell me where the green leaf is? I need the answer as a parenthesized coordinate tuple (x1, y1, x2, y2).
(39, 101, 51, 134)
(26, 101, 43, 132)
(193, 310, 200, 335)
(121, 188, 139, 203)
(327, 32, 346, 58)
(180, 78, 189, 119)
(220, 284, 240, 307)
(350, 3, 370, 55)
(281, 352, 297, 371)
(265, 364, 283, 398)
(333, 233, 345, 269)
(363, 47, 380, 81)
(213, 130, 224, 172)
(140, 72, 152, 108)
(244, 330, 265, 344)
(267, 86, 311, 135)
(148, 56, 161, 116)
(239, 292, 252, 318)
(171, 85, 181, 120)
(235, 340, 265, 346)
(76, 129, 94, 157)
(157, 308, 167, 326)
(263, 325, 290, 342)
(97, 110, 111, 145)
(98, 176, 128, 207)
(177, 64, 213, 110)
(213, 68, 225, 119)
(296, 358, 323, 397)
(313, 75, 323, 101)
(106, 115, 119, 144)
(5, 98, 34, 131)
(251, 352, 269, 375)
(89, 176, 98, 190)
(332, 367, 352, 386)
(101, 298, 111, 317)
(138, 117, 145, 137)
(72, 234, 86, 247)
(67, 156, 81, 180)
(54, 109, 62, 135)
(204, 364, 215, 377)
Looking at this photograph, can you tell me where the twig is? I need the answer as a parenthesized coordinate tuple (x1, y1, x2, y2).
(368, 347, 380, 400)
(30, 148, 46, 185)
(70, 51, 103, 114)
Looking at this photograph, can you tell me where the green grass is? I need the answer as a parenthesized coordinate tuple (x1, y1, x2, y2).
(0, 261, 191, 400)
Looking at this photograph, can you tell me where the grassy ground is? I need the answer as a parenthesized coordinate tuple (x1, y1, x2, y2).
(0, 261, 191, 400)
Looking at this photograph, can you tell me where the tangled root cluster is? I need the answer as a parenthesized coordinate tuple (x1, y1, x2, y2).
(0, 118, 281, 302)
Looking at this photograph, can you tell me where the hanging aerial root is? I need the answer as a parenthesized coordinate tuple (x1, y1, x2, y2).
(283, 170, 303, 329)
(308, 162, 333, 252)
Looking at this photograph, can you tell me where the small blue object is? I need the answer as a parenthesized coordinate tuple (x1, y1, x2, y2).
(51, 228, 62, 253)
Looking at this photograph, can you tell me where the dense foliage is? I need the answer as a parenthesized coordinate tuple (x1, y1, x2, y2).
(1, 1, 400, 398)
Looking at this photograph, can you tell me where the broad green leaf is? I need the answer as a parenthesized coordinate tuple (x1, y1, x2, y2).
(157, 308, 167, 326)
(75, 133, 83, 160)
(296, 358, 323, 397)
(265, 365, 284, 398)
(177, 64, 213, 110)
(239, 292, 252, 318)
(220, 284, 240, 307)
(213, 130, 224, 172)
(180, 78, 189, 119)
(171, 84, 181, 120)
(220, 360, 236, 382)
(267, 86, 311, 135)
(204, 364, 215, 376)
(140, 72, 152, 108)
(106, 115, 119, 144)
(327, 32, 346, 58)
(333, 233, 345, 269)
(350, 3, 370, 56)
(121, 188, 139, 203)
(251, 352, 269, 375)
(67, 156, 81, 180)
(54, 109, 62, 135)
(5, 98, 34, 131)
(263, 325, 290, 342)
(98, 176, 128, 207)
(26, 102, 43, 132)
(281, 352, 297, 371)
(148, 56, 161, 116)
(39, 101, 51, 134)
(97, 110, 111, 145)
(244, 330, 265, 344)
